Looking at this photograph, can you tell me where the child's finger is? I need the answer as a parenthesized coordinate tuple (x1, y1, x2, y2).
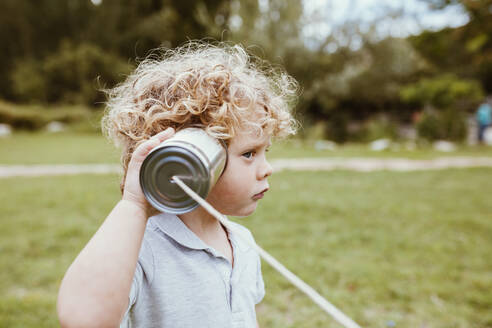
(151, 127, 175, 142)
(142, 127, 175, 155)
(132, 128, 175, 162)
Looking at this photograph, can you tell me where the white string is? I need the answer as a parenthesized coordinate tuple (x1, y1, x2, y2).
(172, 176, 362, 328)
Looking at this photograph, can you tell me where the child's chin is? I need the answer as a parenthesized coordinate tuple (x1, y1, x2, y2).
(228, 203, 257, 218)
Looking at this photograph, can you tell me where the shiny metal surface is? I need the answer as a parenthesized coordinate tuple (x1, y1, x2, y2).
(140, 128, 227, 214)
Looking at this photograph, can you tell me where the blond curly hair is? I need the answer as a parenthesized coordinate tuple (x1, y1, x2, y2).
(102, 41, 299, 191)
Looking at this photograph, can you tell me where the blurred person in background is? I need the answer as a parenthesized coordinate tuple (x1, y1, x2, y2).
(476, 97, 492, 144)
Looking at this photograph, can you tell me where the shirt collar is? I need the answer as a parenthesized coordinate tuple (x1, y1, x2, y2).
(150, 212, 252, 254)
(150, 212, 211, 251)
(223, 221, 252, 253)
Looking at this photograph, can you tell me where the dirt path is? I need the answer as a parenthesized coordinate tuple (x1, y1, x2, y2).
(270, 157, 492, 172)
(1, 157, 492, 178)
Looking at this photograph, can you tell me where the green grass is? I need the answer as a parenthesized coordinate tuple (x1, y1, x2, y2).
(1, 169, 491, 327)
(1, 132, 492, 165)
(0, 174, 121, 327)
(0, 132, 120, 165)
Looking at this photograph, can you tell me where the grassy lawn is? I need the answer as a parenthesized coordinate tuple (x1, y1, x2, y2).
(1, 169, 491, 327)
(0, 132, 120, 165)
(1, 131, 492, 165)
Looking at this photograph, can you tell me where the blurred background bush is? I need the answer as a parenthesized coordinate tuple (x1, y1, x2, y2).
(1, 0, 491, 143)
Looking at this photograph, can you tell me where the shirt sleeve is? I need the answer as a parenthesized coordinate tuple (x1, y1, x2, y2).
(254, 254, 265, 304)
(119, 262, 143, 327)
(119, 237, 154, 327)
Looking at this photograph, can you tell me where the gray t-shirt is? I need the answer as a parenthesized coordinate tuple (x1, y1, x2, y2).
(120, 212, 265, 328)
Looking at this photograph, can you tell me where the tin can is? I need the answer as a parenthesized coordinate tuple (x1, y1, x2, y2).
(140, 128, 227, 214)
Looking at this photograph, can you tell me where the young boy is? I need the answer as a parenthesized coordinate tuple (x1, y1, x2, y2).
(57, 42, 298, 328)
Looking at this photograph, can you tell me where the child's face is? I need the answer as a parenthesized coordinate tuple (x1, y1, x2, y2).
(206, 128, 273, 217)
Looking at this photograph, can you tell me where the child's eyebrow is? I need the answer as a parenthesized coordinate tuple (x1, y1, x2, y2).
(244, 141, 271, 149)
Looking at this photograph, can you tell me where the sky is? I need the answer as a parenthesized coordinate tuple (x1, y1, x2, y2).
(302, 0, 469, 47)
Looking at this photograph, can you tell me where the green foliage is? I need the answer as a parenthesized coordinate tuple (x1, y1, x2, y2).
(400, 74, 484, 110)
(11, 42, 133, 105)
(409, 28, 462, 72)
(0, 0, 97, 99)
(1, 0, 491, 128)
(0, 101, 94, 131)
(441, 108, 468, 141)
(300, 115, 399, 143)
(466, 33, 489, 53)
(411, 0, 492, 91)
(349, 38, 430, 107)
(416, 111, 441, 141)
(361, 117, 399, 142)
(324, 113, 350, 143)
(0, 0, 234, 102)
(9, 59, 47, 103)
(416, 109, 468, 141)
(301, 121, 327, 141)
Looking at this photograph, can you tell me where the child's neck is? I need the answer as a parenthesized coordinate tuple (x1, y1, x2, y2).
(178, 207, 233, 265)
(178, 207, 225, 241)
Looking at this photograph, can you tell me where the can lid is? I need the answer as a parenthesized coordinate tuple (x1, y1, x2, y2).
(140, 145, 210, 214)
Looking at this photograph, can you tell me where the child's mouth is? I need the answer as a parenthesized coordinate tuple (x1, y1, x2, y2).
(252, 188, 268, 200)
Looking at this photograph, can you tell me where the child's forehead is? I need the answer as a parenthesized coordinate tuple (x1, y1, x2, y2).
(229, 129, 271, 149)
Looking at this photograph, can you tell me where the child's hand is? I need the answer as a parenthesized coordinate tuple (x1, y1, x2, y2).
(122, 127, 175, 214)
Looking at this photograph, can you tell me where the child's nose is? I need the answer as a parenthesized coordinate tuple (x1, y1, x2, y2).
(258, 159, 273, 179)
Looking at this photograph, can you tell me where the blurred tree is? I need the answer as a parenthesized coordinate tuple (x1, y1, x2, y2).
(425, 0, 492, 20)
(288, 35, 429, 141)
(0, 0, 95, 99)
(11, 42, 133, 105)
(413, 0, 492, 92)
(347, 38, 430, 118)
(86, 0, 231, 58)
(400, 73, 484, 111)
(1, 0, 489, 143)
(416, 108, 469, 141)
(0, 0, 232, 103)
(400, 73, 484, 141)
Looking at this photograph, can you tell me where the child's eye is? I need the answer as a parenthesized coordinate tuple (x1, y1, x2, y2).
(242, 151, 255, 159)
